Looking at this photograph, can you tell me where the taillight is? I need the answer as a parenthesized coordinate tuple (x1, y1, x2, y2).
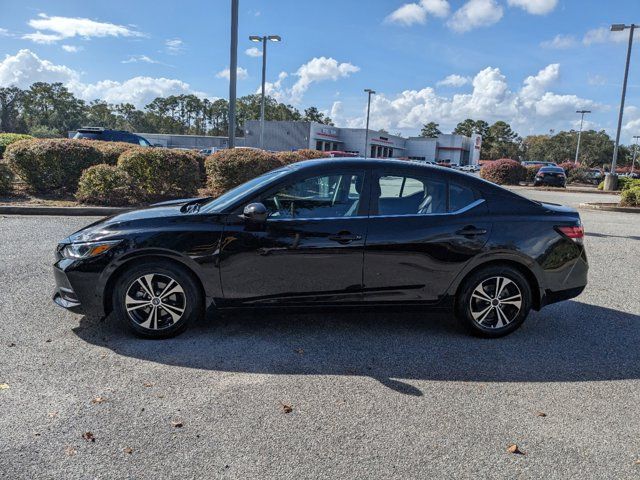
(556, 225, 584, 242)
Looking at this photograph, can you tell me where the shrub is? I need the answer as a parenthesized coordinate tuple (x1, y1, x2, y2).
(480, 159, 525, 185)
(295, 149, 330, 160)
(28, 126, 61, 139)
(620, 186, 640, 207)
(118, 147, 201, 201)
(524, 164, 542, 183)
(597, 176, 640, 191)
(566, 166, 591, 184)
(5, 138, 103, 195)
(85, 141, 138, 165)
(0, 162, 14, 195)
(205, 148, 282, 196)
(559, 161, 575, 173)
(0, 133, 32, 158)
(76, 164, 136, 206)
(275, 151, 305, 165)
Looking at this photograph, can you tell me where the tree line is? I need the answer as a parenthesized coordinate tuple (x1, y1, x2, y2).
(420, 119, 634, 167)
(0, 82, 334, 138)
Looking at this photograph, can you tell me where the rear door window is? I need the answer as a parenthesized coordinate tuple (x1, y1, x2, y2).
(374, 173, 447, 215)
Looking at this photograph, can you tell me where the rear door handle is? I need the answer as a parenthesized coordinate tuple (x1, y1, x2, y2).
(328, 232, 362, 244)
(456, 226, 487, 236)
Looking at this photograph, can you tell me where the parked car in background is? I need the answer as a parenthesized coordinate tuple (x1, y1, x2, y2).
(534, 166, 566, 187)
(53, 158, 587, 339)
(199, 148, 221, 156)
(73, 127, 152, 146)
(522, 160, 557, 167)
(326, 151, 359, 158)
(585, 168, 603, 185)
(460, 165, 480, 172)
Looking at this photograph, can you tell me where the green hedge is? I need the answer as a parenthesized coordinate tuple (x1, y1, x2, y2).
(480, 159, 525, 185)
(620, 186, 640, 207)
(5, 139, 103, 196)
(0, 133, 33, 158)
(76, 164, 135, 206)
(118, 147, 201, 201)
(295, 149, 330, 160)
(205, 148, 282, 196)
(83, 140, 138, 165)
(0, 162, 14, 195)
(524, 164, 542, 183)
(597, 176, 640, 191)
(275, 151, 305, 165)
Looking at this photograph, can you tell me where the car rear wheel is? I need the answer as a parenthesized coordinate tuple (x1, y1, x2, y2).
(113, 261, 202, 338)
(455, 265, 532, 338)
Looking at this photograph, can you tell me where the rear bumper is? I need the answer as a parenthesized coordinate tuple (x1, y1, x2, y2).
(540, 250, 588, 307)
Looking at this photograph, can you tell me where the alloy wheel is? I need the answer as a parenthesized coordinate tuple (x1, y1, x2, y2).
(124, 273, 187, 331)
(469, 276, 522, 329)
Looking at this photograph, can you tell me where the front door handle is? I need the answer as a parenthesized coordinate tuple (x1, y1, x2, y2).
(328, 232, 362, 244)
(456, 226, 487, 236)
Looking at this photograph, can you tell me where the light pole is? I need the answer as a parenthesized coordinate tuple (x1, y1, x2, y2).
(249, 35, 281, 150)
(574, 110, 591, 164)
(363, 89, 375, 159)
(228, 0, 239, 149)
(632, 135, 640, 176)
(606, 23, 636, 190)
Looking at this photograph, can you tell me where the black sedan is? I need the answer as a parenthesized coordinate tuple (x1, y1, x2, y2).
(53, 158, 588, 338)
(534, 166, 567, 187)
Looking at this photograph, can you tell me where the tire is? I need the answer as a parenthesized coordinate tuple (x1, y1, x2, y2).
(455, 265, 532, 338)
(112, 260, 202, 339)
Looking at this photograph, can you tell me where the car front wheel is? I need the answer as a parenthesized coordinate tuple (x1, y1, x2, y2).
(455, 265, 532, 338)
(113, 261, 202, 338)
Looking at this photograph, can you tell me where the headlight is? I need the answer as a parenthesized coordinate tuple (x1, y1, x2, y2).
(60, 240, 121, 259)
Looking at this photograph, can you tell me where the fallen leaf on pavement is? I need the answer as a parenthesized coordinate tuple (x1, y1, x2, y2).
(0, 384, 9, 390)
(507, 444, 525, 455)
(8, 343, 15, 347)
(65, 446, 76, 456)
(48, 411, 58, 418)
(280, 403, 293, 414)
(634, 460, 640, 465)
(143, 382, 154, 388)
(123, 447, 133, 454)
(91, 396, 106, 404)
(535, 411, 547, 417)
(45, 339, 52, 343)
(82, 432, 95, 442)
(171, 421, 183, 428)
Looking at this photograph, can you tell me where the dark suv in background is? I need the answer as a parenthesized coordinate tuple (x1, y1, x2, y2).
(73, 127, 152, 146)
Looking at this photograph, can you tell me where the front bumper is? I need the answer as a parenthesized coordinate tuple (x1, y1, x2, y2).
(52, 257, 109, 317)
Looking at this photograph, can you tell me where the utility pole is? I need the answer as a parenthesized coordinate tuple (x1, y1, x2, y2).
(228, 0, 239, 148)
(606, 23, 636, 190)
(574, 110, 591, 164)
(363, 89, 375, 159)
(250, 35, 281, 149)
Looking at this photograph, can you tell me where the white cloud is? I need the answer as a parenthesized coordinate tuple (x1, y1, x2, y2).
(122, 55, 161, 65)
(583, 27, 637, 46)
(0, 28, 10, 37)
(262, 71, 289, 102)
(165, 38, 185, 55)
(0, 49, 205, 108)
(0, 49, 79, 88)
(216, 66, 248, 80)
(342, 63, 597, 138)
(23, 13, 143, 43)
(61, 45, 82, 53)
(245, 47, 262, 57)
(622, 106, 640, 144)
(437, 74, 470, 87)
(541, 34, 577, 49)
(507, 0, 558, 15)
(448, 0, 503, 33)
(587, 74, 607, 86)
(386, 0, 450, 26)
(291, 57, 359, 102)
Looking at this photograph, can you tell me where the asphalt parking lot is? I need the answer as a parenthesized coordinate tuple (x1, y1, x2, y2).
(1, 188, 639, 479)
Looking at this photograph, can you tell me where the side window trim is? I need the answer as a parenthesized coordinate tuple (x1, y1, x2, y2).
(368, 198, 485, 219)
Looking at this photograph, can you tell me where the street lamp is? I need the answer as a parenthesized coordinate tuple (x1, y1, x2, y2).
(574, 110, 591, 164)
(250, 35, 281, 149)
(363, 89, 375, 159)
(606, 23, 636, 190)
(632, 135, 640, 176)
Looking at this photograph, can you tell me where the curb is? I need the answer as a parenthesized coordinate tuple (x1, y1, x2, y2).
(0, 205, 128, 216)
(579, 202, 640, 213)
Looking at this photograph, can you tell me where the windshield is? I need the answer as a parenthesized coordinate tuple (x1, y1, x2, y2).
(201, 168, 290, 213)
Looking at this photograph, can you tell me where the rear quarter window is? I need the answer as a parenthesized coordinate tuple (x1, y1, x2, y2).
(449, 182, 478, 212)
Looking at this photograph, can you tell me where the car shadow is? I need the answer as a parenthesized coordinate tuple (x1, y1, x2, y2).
(72, 301, 640, 396)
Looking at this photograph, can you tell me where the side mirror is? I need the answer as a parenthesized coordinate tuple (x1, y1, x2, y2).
(242, 202, 268, 223)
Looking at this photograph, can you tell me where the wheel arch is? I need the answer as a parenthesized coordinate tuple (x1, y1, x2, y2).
(102, 254, 209, 317)
(451, 258, 542, 311)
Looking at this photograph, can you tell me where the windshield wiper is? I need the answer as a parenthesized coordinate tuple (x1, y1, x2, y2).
(180, 197, 213, 213)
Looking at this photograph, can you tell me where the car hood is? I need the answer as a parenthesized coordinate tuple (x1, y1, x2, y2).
(62, 198, 218, 244)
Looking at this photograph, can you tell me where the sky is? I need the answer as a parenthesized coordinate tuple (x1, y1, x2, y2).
(0, 0, 639, 142)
